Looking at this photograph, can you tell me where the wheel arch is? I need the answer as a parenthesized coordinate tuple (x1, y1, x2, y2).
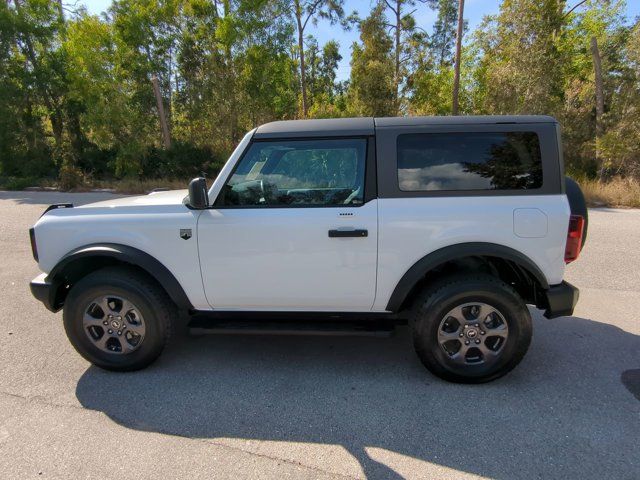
(385, 242, 550, 313)
(46, 243, 193, 312)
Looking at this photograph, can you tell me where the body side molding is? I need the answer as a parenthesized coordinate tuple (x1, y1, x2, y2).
(385, 242, 550, 312)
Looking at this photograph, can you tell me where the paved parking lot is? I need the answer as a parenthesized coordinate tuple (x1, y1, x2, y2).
(0, 190, 639, 479)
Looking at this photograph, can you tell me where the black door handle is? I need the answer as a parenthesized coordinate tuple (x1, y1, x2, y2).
(328, 229, 368, 238)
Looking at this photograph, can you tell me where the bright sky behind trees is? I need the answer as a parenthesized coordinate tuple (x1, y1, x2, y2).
(78, 0, 640, 81)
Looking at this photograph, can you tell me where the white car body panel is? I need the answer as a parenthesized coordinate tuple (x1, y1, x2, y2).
(372, 195, 570, 311)
(197, 200, 378, 311)
(33, 194, 210, 310)
(76, 189, 188, 208)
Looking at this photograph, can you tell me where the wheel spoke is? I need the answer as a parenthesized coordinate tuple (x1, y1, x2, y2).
(451, 344, 470, 365)
(484, 322, 508, 338)
(438, 326, 461, 343)
(125, 321, 145, 336)
(97, 297, 114, 316)
(476, 303, 497, 322)
(95, 333, 112, 351)
(119, 336, 136, 352)
(447, 306, 466, 323)
(83, 312, 104, 327)
(477, 340, 498, 360)
(119, 299, 136, 315)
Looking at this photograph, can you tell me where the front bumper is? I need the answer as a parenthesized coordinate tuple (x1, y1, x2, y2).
(544, 281, 579, 319)
(30, 273, 58, 312)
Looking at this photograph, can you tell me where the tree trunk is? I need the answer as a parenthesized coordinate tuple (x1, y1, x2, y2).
(394, 1, 401, 115)
(591, 36, 605, 180)
(452, 0, 464, 115)
(222, 0, 237, 144)
(67, 105, 85, 161)
(151, 75, 171, 149)
(296, 6, 308, 118)
(50, 110, 64, 154)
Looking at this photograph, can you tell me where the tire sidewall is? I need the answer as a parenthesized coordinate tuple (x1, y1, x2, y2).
(64, 275, 167, 370)
(413, 278, 532, 382)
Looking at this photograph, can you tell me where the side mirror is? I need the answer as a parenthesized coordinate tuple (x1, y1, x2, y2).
(188, 177, 209, 209)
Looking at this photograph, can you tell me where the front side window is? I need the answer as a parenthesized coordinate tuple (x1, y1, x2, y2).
(217, 138, 367, 207)
(397, 132, 543, 191)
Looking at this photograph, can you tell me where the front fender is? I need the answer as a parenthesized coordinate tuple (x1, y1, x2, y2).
(41, 243, 193, 312)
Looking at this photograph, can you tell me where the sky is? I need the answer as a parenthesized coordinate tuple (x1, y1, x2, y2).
(79, 0, 640, 81)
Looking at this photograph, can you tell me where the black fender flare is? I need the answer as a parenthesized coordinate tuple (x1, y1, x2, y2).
(48, 243, 193, 311)
(385, 242, 550, 312)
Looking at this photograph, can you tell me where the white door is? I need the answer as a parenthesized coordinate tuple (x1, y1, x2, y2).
(197, 137, 378, 311)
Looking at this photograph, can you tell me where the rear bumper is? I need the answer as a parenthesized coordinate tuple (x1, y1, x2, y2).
(30, 273, 58, 312)
(544, 281, 579, 319)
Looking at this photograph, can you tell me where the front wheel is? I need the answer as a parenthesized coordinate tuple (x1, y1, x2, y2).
(63, 267, 175, 371)
(410, 274, 532, 383)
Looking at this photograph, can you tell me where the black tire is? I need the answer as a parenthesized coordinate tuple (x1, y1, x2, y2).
(63, 266, 175, 371)
(410, 274, 532, 383)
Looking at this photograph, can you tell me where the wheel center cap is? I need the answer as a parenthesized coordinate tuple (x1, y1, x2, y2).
(111, 320, 121, 329)
(465, 328, 478, 339)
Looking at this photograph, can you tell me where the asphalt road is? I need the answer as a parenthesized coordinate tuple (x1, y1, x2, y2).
(0, 191, 638, 480)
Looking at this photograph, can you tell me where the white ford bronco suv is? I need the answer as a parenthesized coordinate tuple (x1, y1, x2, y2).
(29, 116, 587, 383)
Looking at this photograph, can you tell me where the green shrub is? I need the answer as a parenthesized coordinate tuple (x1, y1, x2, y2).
(0, 177, 41, 190)
(58, 164, 86, 191)
(140, 142, 223, 179)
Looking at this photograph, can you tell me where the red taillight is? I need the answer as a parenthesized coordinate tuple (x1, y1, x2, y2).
(29, 227, 38, 262)
(564, 215, 584, 263)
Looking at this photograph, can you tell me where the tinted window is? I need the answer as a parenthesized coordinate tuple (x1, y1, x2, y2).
(217, 138, 366, 207)
(397, 132, 543, 191)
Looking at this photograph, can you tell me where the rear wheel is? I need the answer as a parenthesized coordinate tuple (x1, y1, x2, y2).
(410, 274, 532, 383)
(63, 267, 175, 371)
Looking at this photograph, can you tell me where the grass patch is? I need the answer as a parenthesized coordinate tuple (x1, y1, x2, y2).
(578, 177, 640, 208)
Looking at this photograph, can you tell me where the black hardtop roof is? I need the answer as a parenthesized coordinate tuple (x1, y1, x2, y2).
(253, 115, 557, 138)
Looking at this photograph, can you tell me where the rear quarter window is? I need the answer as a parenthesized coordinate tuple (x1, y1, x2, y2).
(397, 132, 543, 191)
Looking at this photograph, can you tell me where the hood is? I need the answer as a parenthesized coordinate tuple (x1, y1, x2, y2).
(77, 189, 189, 209)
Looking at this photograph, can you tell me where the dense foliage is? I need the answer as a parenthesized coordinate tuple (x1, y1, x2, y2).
(0, 0, 638, 186)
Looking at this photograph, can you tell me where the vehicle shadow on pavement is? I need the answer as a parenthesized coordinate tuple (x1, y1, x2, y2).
(75, 313, 640, 479)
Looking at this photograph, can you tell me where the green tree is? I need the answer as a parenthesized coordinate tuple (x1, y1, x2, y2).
(598, 19, 640, 178)
(427, 0, 459, 66)
(405, 0, 462, 115)
(558, 0, 627, 176)
(347, 2, 395, 116)
(381, 0, 429, 114)
(2, 0, 640, 191)
(291, 0, 345, 117)
(306, 38, 342, 104)
(477, 0, 567, 115)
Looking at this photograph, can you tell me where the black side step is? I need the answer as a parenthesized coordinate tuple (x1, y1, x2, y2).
(188, 316, 397, 337)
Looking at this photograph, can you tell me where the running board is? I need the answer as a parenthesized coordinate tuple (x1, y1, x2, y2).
(188, 316, 397, 337)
